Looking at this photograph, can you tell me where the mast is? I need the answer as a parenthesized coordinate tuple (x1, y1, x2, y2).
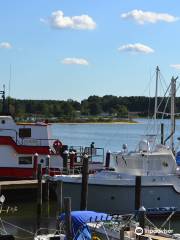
(170, 76, 178, 151)
(154, 66, 160, 120)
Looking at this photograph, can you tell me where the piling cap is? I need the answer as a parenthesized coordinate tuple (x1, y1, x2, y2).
(84, 154, 89, 159)
(70, 151, 75, 155)
(139, 206, 146, 212)
(63, 150, 69, 155)
(46, 155, 50, 159)
(34, 153, 39, 157)
(107, 150, 111, 153)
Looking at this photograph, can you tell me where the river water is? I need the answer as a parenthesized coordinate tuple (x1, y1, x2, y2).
(2, 119, 180, 238)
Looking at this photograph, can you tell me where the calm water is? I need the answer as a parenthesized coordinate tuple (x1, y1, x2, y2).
(3, 119, 180, 238)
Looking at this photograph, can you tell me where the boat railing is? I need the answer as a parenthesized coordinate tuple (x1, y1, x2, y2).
(69, 145, 104, 164)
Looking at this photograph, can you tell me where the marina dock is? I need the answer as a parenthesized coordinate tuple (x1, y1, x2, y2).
(0, 180, 45, 190)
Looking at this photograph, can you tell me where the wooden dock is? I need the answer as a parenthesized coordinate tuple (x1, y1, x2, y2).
(0, 180, 45, 190)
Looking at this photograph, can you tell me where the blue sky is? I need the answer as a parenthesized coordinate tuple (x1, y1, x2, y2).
(0, 0, 180, 101)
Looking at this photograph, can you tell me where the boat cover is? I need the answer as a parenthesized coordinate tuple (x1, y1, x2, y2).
(59, 211, 112, 240)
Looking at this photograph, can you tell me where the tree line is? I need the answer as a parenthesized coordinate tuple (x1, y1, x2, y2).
(0, 95, 178, 120)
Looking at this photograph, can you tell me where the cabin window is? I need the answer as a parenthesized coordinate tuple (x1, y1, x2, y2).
(19, 128, 31, 138)
(1, 119, 5, 124)
(19, 156, 32, 164)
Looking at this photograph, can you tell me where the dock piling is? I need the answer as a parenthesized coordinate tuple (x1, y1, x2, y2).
(64, 197, 72, 240)
(105, 150, 111, 169)
(161, 123, 164, 144)
(138, 206, 146, 234)
(57, 180, 63, 214)
(135, 176, 141, 211)
(37, 163, 42, 230)
(63, 150, 69, 174)
(45, 155, 50, 217)
(80, 154, 89, 210)
(33, 153, 38, 179)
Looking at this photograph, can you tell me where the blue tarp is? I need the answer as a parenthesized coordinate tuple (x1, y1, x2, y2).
(59, 211, 112, 240)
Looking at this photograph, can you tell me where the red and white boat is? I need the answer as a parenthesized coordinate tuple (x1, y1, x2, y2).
(0, 114, 105, 179)
(0, 115, 64, 179)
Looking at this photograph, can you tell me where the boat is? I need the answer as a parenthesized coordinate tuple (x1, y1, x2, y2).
(0, 88, 105, 179)
(49, 67, 180, 214)
(35, 210, 178, 240)
(0, 114, 65, 179)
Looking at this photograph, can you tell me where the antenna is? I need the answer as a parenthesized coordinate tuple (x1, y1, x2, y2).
(9, 64, 12, 98)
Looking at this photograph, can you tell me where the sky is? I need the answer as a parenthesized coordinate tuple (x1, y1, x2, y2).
(0, 0, 180, 101)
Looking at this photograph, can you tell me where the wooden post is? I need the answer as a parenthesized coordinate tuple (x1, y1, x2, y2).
(135, 176, 141, 211)
(63, 150, 69, 174)
(80, 154, 89, 210)
(37, 163, 42, 230)
(138, 206, 146, 234)
(161, 123, 164, 144)
(69, 151, 75, 170)
(64, 197, 72, 240)
(120, 227, 124, 240)
(56, 180, 63, 214)
(105, 150, 111, 168)
(33, 153, 38, 179)
(45, 155, 50, 217)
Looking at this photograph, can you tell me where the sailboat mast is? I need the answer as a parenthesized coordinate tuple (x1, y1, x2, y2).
(170, 76, 178, 151)
(154, 66, 160, 120)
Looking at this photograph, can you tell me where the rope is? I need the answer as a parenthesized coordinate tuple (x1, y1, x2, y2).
(2, 219, 34, 235)
(160, 211, 175, 228)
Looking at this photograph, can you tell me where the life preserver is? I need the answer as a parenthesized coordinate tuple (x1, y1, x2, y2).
(53, 140, 62, 154)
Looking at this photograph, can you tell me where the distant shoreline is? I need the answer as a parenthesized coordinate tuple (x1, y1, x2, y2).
(54, 120, 139, 125)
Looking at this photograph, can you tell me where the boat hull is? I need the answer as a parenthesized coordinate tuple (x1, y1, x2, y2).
(55, 182, 180, 214)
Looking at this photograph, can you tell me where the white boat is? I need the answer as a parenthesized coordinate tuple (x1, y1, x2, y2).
(49, 67, 180, 214)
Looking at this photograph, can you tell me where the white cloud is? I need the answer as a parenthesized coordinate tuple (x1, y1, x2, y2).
(121, 9, 179, 24)
(62, 58, 89, 65)
(0, 42, 12, 49)
(45, 10, 96, 30)
(170, 64, 180, 70)
(118, 43, 154, 54)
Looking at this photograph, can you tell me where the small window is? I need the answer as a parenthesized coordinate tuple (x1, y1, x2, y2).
(19, 128, 31, 138)
(19, 156, 32, 165)
(1, 120, 5, 124)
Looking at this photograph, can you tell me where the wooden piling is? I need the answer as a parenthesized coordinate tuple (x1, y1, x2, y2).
(105, 150, 111, 168)
(80, 154, 89, 210)
(135, 176, 141, 211)
(64, 197, 72, 240)
(69, 151, 75, 170)
(45, 155, 50, 217)
(63, 150, 69, 174)
(33, 153, 38, 179)
(37, 163, 42, 230)
(138, 206, 146, 234)
(161, 123, 164, 144)
(120, 227, 124, 240)
(56, 180, 63, 214)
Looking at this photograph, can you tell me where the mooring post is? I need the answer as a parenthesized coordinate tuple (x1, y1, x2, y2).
(63, 150, 69, 174)
(45, 155, 50, 217)
(64, 197, 72, 240)
(105, 150, 111, 169)
(120, 227, 124, 240)
(138, 206, 146, 234)
(33, 153, 38, 179)
(161, 123, 164, 144)
(135, 176, 141, 211)
(37, 163, 42, 230)
(69, 151, 75, 171)
(80, 154, 89, 210)
(57, 180, 63, 214)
